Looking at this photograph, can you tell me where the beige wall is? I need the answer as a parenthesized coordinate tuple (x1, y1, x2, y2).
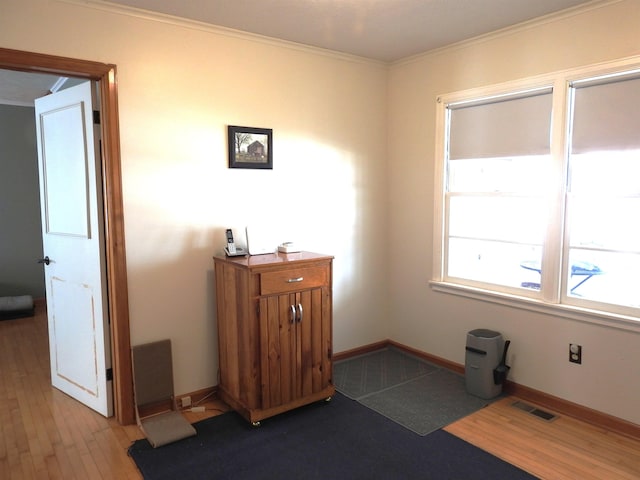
(1, 0, 390, 396)
(388, 0, 640, 424)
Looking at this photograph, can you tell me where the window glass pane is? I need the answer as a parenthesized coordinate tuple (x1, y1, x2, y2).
(567, 249, 640, 308)
(449, 196, 545, 244)
(570, 151, 640, 195)
(448, 156, 549, 193)
(568, 196, 640, 252)
(447, 238, 541, 289)
(565, 149, 640, 308)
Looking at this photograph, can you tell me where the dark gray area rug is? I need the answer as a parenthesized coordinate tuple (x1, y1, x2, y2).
(333, 347, 498, 435)
(129, 392, 538, 480)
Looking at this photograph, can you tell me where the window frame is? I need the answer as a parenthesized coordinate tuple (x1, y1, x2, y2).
(431, 56, 640, 332)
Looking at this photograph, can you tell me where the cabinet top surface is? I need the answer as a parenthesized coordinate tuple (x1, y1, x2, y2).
(213, 251, 333, 268)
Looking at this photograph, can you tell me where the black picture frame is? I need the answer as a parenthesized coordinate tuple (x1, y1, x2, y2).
(228, 125, 273, 169)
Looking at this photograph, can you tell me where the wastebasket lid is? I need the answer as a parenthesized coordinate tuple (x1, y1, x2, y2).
(468, 328, 501, 338)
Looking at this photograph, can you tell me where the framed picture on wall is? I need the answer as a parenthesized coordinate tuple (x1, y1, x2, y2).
(227, 125, 273, 169)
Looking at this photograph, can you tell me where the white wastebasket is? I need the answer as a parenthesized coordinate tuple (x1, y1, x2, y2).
(465, 329, 503, 399)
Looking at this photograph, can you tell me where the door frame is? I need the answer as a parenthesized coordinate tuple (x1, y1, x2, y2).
(0, 47, 134, 425)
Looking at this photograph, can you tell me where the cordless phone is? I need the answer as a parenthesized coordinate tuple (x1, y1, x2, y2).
(225, 229, 236, 255)
(224, 229, 246, 256)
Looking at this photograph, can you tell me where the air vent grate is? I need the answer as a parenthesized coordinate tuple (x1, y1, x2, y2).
(511, 401, 557, 421)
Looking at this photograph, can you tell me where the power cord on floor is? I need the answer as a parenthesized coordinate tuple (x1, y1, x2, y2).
(178, 389, 228, 414)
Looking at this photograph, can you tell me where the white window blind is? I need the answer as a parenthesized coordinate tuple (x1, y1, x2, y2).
(448, 89, 553, 160)
(571, 74, 640, 153)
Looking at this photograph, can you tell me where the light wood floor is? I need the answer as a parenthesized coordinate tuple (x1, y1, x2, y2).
(2, 304, 639, 479)
(0, 303, 228, 479)
(445, 398, 640, 479)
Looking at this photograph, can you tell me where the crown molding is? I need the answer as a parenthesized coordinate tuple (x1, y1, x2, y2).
(56, 0, 387, 67)
(393, 0, 623, 67)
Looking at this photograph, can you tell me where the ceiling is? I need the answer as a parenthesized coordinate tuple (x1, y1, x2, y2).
(1, 0, 593, 105)
(0, 70, 85, 106)
(0, 70, 63, 106)
(107, 0, 593, 62)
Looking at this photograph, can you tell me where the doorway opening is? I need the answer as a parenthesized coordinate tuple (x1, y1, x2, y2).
(0, 47, 134, 425)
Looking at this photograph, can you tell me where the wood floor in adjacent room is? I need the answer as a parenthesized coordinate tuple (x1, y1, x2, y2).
(1, 304, 639, 479)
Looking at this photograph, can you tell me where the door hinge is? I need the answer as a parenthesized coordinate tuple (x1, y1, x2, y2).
(106, 368, 113, 381)
(93, 109, 101, 125)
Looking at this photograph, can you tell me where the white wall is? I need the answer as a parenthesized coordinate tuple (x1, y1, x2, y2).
(1, 0, 390, 396)
(387, 0, 640, 424)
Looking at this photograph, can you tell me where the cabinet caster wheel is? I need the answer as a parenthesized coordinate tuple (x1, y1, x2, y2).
(251, 421, 261, 427)
(325, 396, 332, 403)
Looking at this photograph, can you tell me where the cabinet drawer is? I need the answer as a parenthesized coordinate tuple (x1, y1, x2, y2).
(260, 266, 328, 295)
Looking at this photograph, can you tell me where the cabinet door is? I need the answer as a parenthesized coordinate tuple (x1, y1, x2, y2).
(259, 287, 330, 410)
(259, 292, 295, 409)
(297, 287, 331, 398)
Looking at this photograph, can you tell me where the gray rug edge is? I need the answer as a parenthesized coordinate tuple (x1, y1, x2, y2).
(355, 371, 499, 436)
(334, 348, 503, 436)
(333, 346, 443, 400)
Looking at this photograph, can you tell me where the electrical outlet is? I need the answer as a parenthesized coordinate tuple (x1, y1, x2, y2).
(569, 344, 582, 364)
(181, 396, 192, 408)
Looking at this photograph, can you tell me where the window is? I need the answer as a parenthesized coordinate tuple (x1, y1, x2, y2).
(565, 73, 640, 312)
(433, 60, 640, 323)
(445, 89, 552, 292)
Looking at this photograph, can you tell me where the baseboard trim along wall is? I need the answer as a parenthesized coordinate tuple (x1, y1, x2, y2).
(333, 339, 640, 440)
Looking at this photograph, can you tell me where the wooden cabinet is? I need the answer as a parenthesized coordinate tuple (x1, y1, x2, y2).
(213, 251, 334, 424)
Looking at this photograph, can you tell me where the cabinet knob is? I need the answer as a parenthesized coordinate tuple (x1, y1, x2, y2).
(287, 277, 304, 283)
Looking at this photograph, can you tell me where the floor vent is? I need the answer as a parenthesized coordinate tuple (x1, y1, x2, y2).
(511, 401, 557, 421)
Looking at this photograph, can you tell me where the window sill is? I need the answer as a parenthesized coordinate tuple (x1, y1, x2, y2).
(429, 280, 640, 334)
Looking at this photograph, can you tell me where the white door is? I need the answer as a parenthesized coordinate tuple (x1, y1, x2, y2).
(35, 82, 113, 417)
